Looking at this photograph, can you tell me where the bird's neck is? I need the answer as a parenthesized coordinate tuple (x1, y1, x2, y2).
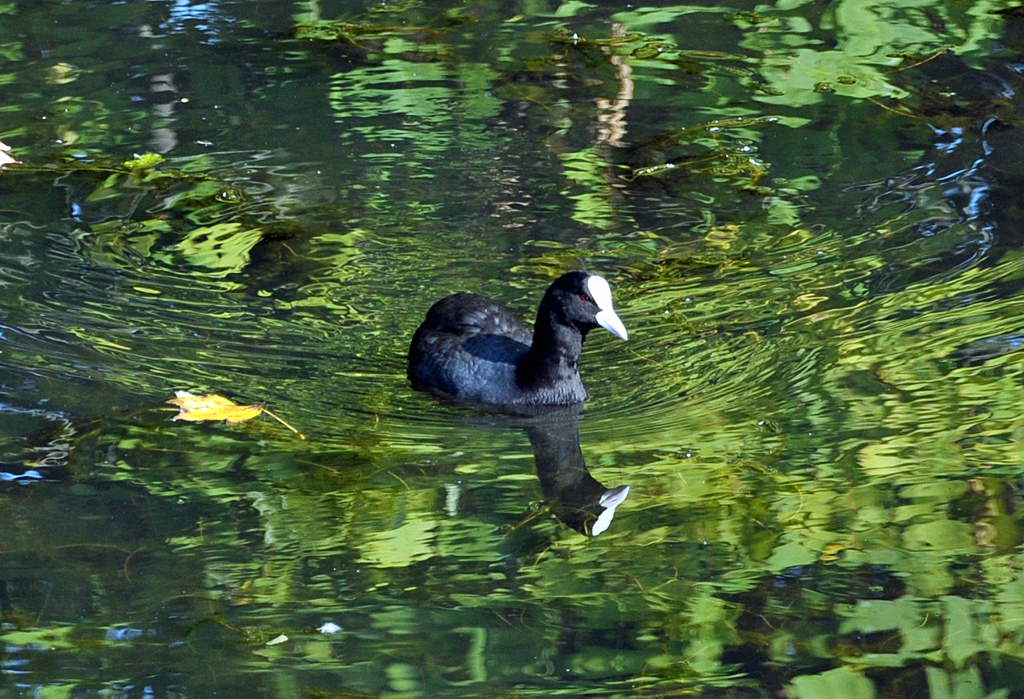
(519, 308, 587, 387)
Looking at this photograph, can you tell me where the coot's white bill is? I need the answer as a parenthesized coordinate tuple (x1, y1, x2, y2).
(596, 308, 627, 341)
(587, 276, 628, 341)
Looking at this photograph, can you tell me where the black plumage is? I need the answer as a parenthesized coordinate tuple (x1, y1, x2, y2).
(408, 271, 627, 407)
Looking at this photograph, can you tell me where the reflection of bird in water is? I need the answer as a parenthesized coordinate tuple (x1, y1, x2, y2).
(525, 409, 628, 537)
(436, 407, 629, 537)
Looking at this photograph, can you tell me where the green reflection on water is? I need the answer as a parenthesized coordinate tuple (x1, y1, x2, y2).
(0, 0, 1023, 697)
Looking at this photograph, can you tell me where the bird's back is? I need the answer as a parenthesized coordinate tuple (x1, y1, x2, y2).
(408, 292, 534, 402)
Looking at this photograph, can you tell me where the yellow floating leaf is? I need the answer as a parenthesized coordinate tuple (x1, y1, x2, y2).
(167, 391, 263, 424)
(166, 391, 305, 438)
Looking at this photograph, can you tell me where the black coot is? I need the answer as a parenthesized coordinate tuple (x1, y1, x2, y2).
(408, 271, 628, 406)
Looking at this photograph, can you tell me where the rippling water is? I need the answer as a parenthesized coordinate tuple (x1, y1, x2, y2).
(2, 0, 1024, 697)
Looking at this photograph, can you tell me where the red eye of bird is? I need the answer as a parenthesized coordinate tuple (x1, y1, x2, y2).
(580, 294, 590, 302)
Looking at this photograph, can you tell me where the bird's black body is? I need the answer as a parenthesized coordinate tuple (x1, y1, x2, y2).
(408, 272, 627, 407)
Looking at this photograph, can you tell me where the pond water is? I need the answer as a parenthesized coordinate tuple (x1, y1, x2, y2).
(2, 1, 1024, 697)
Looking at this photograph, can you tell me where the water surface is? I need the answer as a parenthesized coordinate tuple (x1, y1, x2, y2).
(2, 1, 1024, 697)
